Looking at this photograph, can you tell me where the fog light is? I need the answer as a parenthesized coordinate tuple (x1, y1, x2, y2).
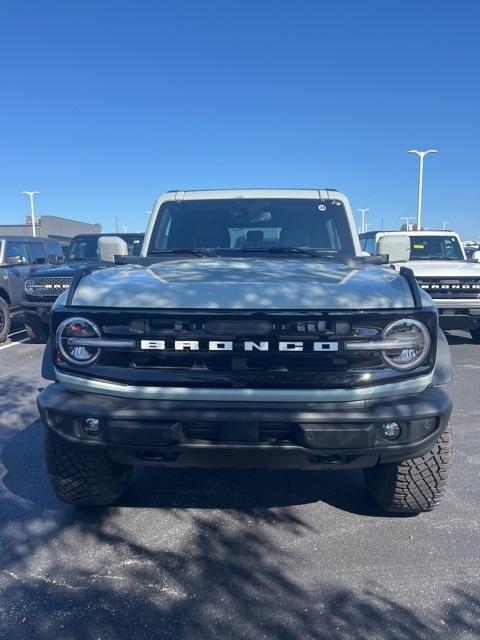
(380, 422, 401, 441)
(83, 417, 101, 435)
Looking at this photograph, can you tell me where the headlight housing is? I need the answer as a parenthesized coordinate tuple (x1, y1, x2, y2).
(56, 317, 101, 366)
(24, 279, 42, 295)
(381, 319, 431, 370)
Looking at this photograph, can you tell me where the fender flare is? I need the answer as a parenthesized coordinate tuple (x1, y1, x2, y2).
(432, 328, 452, 386)
(41, 338, 56, 381)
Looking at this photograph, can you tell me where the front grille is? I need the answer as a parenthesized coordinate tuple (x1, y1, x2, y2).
(418, 278, 480, 299)
(100, 315, 383, 374)
(54, 310, 437, 389)
(27, 276, 73, 298)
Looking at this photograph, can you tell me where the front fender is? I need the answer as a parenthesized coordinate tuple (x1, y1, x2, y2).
(432, 329, 452, 386)
(41, 338, 56, 381)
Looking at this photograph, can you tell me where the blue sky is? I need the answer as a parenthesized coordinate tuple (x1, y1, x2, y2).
(1, 1, 479, 237)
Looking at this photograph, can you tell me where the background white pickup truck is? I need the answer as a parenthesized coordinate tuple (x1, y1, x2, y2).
(360, 230, 480, 342)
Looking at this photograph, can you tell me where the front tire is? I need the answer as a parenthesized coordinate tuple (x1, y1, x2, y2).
(0, 297, 11, 343)
(45, 430, 133, 506)
(364, 426, 452, 514)
(23, 311, 49, 343)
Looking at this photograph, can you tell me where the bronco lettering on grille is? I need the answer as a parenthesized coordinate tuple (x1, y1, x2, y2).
(140, 340, 339, 352)
(420, 283, 480, 290)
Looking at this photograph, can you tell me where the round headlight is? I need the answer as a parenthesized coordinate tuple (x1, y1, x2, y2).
(24, 279, 39, 295)
(56, 317, 101, 366)
(381, 319, 431, 371)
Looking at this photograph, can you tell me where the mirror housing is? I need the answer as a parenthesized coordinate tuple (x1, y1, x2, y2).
(6, 255, 23, 266)
(97, 236, 129, 262)
(376, 234, 410, 263)
(48, 254, 64, 265)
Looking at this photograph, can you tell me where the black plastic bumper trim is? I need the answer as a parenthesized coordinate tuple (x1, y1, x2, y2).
(37, 383, 452, 467)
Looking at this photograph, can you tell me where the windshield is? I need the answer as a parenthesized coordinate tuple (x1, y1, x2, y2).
(149, 198, 355, 256)
(409, 235, 464, 261)
(66, 234, 143, 260)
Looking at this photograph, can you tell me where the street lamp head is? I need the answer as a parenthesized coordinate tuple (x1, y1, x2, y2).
(407, 149, 438, 157)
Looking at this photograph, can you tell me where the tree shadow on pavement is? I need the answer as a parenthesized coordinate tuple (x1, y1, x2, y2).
(1, 378, 479, 640)
(0, 492, 479, 640)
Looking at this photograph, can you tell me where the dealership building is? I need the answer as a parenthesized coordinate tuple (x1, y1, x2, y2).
(0, 215, 102, 242)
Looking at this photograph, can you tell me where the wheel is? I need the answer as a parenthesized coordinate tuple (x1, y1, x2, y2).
(364, 426, 452, 514)
(470, 328, 480, 344)
(23, 311, 49, 343)
(45, 429, 133, 506)
(0, 297, 11, 343)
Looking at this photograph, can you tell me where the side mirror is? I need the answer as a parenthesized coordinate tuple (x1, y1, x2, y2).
(97, 236, 129, 262)
(6, 255, 23, 266)
(472, 251, 480, 263)
(376, 235, 410, 263)
(48, 254, 64, 265)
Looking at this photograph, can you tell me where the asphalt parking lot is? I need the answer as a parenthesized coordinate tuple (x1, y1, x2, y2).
(0, 320, 479, 640)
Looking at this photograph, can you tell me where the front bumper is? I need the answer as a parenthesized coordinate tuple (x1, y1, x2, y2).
(21, 300, 54, 323)
(38, 383, 452, 470)
(436, 302, 480, 330)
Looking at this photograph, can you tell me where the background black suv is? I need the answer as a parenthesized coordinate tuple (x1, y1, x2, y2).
(21, 232, 144, 342)
(0, 236, 63, 342)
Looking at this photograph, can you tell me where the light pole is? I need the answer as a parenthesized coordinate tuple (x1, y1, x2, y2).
(401, 216, 416, 231)
(357, 208, 370, 234)
(407, 149, 437, 231)
(21, 191, 40, 237)
(441, 221, 449, 230)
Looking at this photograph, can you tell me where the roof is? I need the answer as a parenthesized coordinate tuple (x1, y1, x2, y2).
(0, 235, 52, 242)
(70, 232, 144, 240)
(163, 189, 342, 201)
(360, 230, 457, 237)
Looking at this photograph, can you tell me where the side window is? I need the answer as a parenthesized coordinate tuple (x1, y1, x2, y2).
(5, 242, 29, 265)
(28, 242, 47, 264)
(362, 237, 376, 255)
(47, 240, 62, 258)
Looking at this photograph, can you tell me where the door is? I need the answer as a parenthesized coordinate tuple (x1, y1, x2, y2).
(4, 241, 31, 305)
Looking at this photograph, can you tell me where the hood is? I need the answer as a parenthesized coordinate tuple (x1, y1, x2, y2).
(29, 260, 105, 277)
(406, 260, 480, 278)
(70, 257, 415, 310)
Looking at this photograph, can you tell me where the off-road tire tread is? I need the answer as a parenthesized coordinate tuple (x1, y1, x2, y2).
(24, 315, 49, 343)
(45, 430, 132, 505)
(364, 426, 452, 514)
(0, 297, 11, 343)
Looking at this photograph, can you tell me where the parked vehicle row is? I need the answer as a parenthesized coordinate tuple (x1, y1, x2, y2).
(0, 233, 144, 343)
(0, 236, 63, 342)
(21, 232, 144, 342)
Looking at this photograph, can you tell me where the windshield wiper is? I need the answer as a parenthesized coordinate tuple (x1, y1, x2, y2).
(240, 246, 339, 258)
(148, 248, 216, 257)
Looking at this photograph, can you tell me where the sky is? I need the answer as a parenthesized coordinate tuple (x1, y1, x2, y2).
(0, 0, 479, 238)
